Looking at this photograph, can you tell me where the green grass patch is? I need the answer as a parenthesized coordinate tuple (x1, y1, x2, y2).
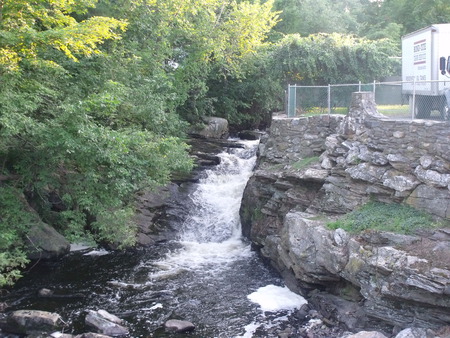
(326, 201, 444, 234)
(292, 156, 320, 170)
(377, 104, 410, 117)
(300, 106, 348, 116)
(331, 107, 349, 115)
(299, 105, 410, 117)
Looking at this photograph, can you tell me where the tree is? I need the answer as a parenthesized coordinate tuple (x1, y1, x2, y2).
(0, 0, 281, 287)
(269, 33, 400, 86)
(0, 0, 127, 71)
(358, 0, 450, 41)
(272, 0, 363, 38)
(0, 0, 194, 287)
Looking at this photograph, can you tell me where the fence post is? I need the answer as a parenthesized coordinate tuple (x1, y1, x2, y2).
(373, 80, 376, 96)
(358, 81, 361, 92)
(411, 79, 416, 120)
(328, 84, 331, 114)
(287, 84, 296, 117)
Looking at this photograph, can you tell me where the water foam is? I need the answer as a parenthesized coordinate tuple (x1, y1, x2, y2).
(247, 284, 308, 312)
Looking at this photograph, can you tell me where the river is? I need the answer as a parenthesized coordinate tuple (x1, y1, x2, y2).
(2, 139, 312, 337)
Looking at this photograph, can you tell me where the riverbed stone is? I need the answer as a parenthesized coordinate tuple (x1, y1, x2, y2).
(164, 319, 195, 332)
(394, 327, 436, 338)
(341, 331, 388, 338)
(6, 310, 64, 334)
(50, 332, 75, 338)
(85, 310, 129, 336)
(75, 333, 113, 338)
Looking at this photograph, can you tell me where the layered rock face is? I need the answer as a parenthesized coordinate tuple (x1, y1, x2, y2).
(240, 92, 450, 332)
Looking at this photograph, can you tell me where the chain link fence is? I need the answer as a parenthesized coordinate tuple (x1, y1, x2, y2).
(287, 81, 450, 121)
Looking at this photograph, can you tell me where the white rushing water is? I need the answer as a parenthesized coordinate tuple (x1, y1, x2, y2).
(149, 139, 259, 277)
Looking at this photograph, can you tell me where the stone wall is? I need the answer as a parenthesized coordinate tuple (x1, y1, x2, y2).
(240, 92, 450, 332)
(252, 92, 450, 220)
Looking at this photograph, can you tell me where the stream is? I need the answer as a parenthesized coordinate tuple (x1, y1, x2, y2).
(1, 139, 314, 337)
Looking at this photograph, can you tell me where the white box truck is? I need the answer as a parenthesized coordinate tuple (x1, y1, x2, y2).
(402, 24, 450, 119)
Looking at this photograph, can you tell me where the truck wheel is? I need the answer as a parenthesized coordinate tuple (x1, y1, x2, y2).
(414, 97, 431, 118)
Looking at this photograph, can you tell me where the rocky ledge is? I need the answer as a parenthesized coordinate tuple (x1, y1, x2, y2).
(240, 92, 450, 335)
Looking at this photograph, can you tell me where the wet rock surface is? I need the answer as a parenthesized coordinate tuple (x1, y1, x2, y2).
(4, 310, 64, 335)
(85, 310, 129, 336)
(164, 319, 195, 332)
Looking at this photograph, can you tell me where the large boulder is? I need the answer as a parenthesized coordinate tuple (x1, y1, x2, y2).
(189, 117, 229, 139)
(25, 221, 70, 259)
(5, 310, 64, 334)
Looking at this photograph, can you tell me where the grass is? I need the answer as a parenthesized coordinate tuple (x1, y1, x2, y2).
(298, 105, 410, 117)
(326, 201, 445, 234)
(292, 156, 320, 170)
(377, 104, 410, 117)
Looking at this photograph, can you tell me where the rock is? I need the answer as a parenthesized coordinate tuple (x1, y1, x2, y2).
(241, 92, 450, 333)
(38, 288, 54, 297)
(334, 228, 349, 247)
(85, 310, 128, 336)
(420, 155, 434, 169)
(6, 310, 64, 334)
(25, 222, 70, 260)
(387, 154, 413, 172)
(406, 184, 450, 219)
(381, 170, 420, 192)
(238, 130, 261, 140)
(341, 331, 388, 338)
(75, 333, 113, 338)
(164, 319, 195, 332)
(37, 288, 84, 299)
(394, 327, 436, 338)
(50, 332, 75, 338)
(189, 117, 229, 139)
(414, 165, 450, 187)
(345, 163, 387, 183)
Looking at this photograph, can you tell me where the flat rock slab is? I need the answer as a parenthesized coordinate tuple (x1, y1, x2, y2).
(164, 319, 195, 332)
(7, 310, 63, 334)
(85, 310, 128, 336)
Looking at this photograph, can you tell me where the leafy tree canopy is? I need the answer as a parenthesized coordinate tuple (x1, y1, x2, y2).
(0, 0, 127, 71)
(0, 0, 280, 287)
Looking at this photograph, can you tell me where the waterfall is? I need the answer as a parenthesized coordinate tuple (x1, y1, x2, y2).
(149, 139, 259, 277)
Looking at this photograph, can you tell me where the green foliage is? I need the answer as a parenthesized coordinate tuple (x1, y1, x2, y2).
(327, 201, 442, 234)
(0, 186, 31, 287)
(272, 0, 450, 46)
(0, 0, 127, 71)
(359, 0, 450, 40)
(269, 33, 400, 86)
(205, 46, 284, 129)
(206, 32, 400, 130)
(273, 0, 363, 38)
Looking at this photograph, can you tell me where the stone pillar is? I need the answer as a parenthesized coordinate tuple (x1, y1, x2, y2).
(340, 92, 384, 137)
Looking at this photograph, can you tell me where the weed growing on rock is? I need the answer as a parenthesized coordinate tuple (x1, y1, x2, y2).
(326, 201, 446, 234)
